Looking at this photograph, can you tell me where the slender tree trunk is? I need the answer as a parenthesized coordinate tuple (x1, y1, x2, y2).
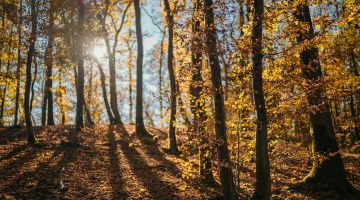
(24, 0, 37, 144)
(350, 52, 359, 141)
(30, 54, 38, 113)
(96, 62, 115, 123)
(104, 36, 122, 125)
(84, 67, 94, 125)
(75, 0, 85, 131)
(44, 0, 55, 125)
(159, 31, 165, 129)
(126, 30, 134, 125)
(0, 26, 14, 126)
(295, 3, 359, 197)
(41, 65, 47, 125)
(203, 0, 237, 199)
(251, 0, 271, 199)
(129, 58, 133, 125)
(0, 85, 6, 126)
(14, 0, 23, 126)
(84, 101, 94, 125)
(190, 0, 215, 184)
(0, 62, 10, 126)
(0, 17, 4, 126)
(163, 0, 179, 154)
(134, 0, 151, 137)
(96, 0, 129, 125)
(58, 71, 66, 125)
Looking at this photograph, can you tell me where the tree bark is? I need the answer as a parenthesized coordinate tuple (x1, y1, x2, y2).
(251, 0, 271, 199)
(30, 54, 38, 113)
(97, 0, 130, 125)
(126, 30, 134, 125)
(14, 0, 22, 126)
(96, 62, 115, 123)
(294, 2, 359, 197)
(104, 34, 122, 125)
(163, 0, 179, 154)
(84, 101, 94, 125)
(159, 31, 165, 129)
(24, 0, 37, 144)
(0, 25, 14, 126)
(134, 0, 151, 137)
(44, 0, 55, 125)
(203, 0, 237, 199)
(75, 0, 85, 131)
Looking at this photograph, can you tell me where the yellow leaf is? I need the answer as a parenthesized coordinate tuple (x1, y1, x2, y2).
(178, 185, 187, 191)
(348, 16, 355, 22)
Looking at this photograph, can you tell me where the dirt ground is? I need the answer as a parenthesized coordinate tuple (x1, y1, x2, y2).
(0, 125, 359, 199)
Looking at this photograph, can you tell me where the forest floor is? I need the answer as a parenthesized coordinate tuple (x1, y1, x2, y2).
(0, 125, 359, 200)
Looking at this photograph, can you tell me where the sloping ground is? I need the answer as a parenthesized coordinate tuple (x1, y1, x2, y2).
(0, 125, 221, 200)
(0, 125, 359, 200)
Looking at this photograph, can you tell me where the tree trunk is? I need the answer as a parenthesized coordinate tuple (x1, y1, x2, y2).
(0, 62, 10, 126)
(104, 36, 122, 125)
(24, 0, 37, 144)
(41, 67, 47, 125)
(126, 30, 134, 125)
(294, 2, 359, 197)
(96, 62, 115, 123)
(134, 0, 151, 137)
(58, 71, 66, 125)
(0, 85, 6, 127)
(44, 0, 55, 125)
(251, 0, 271, 199)
(0, 26, 14, 127)
(84, 101, 94, 125)
(14, 0, 23, 126)
(75, 0, 85, 131)
(350, 52, 359, 142)
(190, 0, 215, 184)
(203, 0, 237, 199)
(163, 0, 179, 154)
(30, 54, 38, 113)
(98, 0, 123, 125)
(159, 31, 165, 129)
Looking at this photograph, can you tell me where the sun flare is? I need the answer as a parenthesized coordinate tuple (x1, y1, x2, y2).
(92, 45, 107, 60)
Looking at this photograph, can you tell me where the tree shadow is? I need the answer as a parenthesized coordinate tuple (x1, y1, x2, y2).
(0, 145, 42, 179)
(0, 144, 28, 161)
(112, 125, 179, 199)
(1, 127, 82, 199)
(141, 141, 182, 178)
(107, 125, 128, 199)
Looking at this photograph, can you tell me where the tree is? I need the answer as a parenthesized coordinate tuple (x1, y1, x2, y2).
(134, 0, 151, 137)
(24, 0, 37, 144)
(14, 0, 22, 126)
(294, 2, 359, 198)
(93, 0, 131, 125)
(75, 0, 85, 131)
(95, 62, 115, 123)
(125, 29, 135, 125)
(203, 0, 237, 199)
(108, 1, 128, 125)
(43, 0, 55, 126)
(163, 0, 179, 154)
(251, 0, 271, 199)
(190, 0, 215, 184)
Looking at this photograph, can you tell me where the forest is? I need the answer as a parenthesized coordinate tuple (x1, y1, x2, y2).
(0, 0, 359, 199)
